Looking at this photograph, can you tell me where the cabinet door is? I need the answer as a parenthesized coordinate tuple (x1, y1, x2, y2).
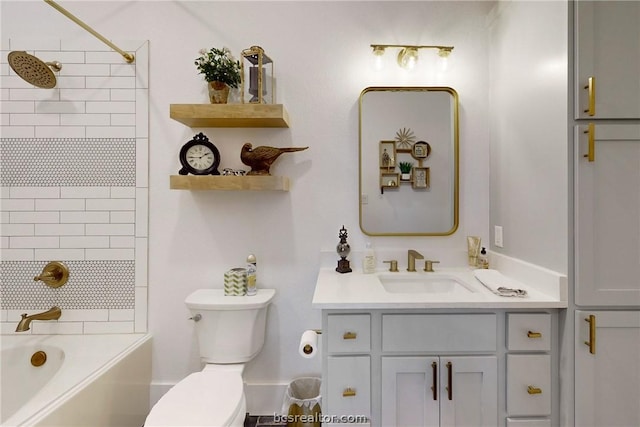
(575, 1, 640, 119)
(575, 124, 640, 306)
(439, 356, 498, 427)
(575, 311, 640, 427)
(326, 356, 371, 419)
(381, 357, 440, 427)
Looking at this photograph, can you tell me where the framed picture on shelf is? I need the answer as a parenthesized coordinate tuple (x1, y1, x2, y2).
(379, 141, 396, 169)
(412, 167, 430, 189)
(412, 141, 431, 160)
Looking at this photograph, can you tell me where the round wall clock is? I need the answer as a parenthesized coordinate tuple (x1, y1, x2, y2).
(178, 132, 221, 175)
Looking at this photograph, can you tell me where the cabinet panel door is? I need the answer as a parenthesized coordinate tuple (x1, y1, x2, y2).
(439, 356, 498, 427)
(381, 357, 439, 427)
(326, 356, 371, 419)
(506, 355, 551, 416)
(575, 124, 640, 306)
(575, 311, 640, 427)
(575, 1, 640, 119)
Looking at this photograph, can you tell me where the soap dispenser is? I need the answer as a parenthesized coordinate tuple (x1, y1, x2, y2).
(362, 242, 376, 274)
(478, 247, 489, 269)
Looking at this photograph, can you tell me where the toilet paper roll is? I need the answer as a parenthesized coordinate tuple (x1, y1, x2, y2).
(299, 330, 318, 359)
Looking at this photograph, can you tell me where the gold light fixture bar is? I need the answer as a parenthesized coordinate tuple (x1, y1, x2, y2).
(371, 44, 454, 69)
(44, 0, 134, 63)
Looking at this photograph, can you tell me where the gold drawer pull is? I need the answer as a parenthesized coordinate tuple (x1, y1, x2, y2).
(584, 76, 596, 116)
(585, 315, 596, 354)
(527, 331, 542, 339)
(527, 386, 542, 395)
(342, 387, 356, 397)
(343, 331, 357, 340)
(583, 123, 595, 162)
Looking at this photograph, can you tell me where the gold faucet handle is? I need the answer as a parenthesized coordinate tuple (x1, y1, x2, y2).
(34, 261, 69, 288)
(383, 260, 399, 272)
(424, 260, 440, 272)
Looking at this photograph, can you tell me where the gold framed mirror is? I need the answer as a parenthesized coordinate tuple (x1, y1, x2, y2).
(359, 87, 459, 236)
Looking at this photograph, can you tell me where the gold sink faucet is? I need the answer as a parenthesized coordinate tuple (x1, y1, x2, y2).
(15, 306, 62, 332)
(407, 249, 424, 272)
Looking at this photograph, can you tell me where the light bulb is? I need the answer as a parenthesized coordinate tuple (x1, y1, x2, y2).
(371, 46, 385, 71)
(397, 47, 418, 70)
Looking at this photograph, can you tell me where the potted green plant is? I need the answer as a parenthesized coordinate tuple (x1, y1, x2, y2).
(399, 161, 413, 181)
(195, 47, 241, 104)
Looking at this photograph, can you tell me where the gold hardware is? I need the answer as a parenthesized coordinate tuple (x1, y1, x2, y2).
(424, 260, 440, 272)
(583, 123, 595, 162)
(370, 44, 454, 70)
(34, 261, 69, 288)
(383, 260, 399, 272)
(15, 306, 62, 332)
(585, 315, 596, 354)
(527, 331, 542, 338)
(431, 362, 438, 401)
(446, 361, 453, 400)
(342, 387, 356, 397)
(527, 386, 542, 395)
(584, 76, 596, 116)
(407, 249, 424, 272)
(43, 0, 134, 63)
(31, 351, 47, 367)
(343, 332, 357, 340)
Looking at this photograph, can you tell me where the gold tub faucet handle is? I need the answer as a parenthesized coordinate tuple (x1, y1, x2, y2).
(34, 261, 69, 288)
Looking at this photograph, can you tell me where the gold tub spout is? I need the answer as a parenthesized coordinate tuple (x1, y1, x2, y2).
(15, 306, 62, 332)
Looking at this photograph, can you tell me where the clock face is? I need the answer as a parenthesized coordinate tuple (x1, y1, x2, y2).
(178, 133, 221, 175)
(186, 144, 215, 171)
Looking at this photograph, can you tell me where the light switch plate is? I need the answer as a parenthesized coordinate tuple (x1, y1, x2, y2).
(495, 225, 504, 247)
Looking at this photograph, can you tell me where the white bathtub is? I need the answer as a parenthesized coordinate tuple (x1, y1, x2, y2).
(1, 333, 152, 427)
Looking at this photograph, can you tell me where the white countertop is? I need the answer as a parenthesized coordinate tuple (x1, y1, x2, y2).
(312, 254, 567, 309)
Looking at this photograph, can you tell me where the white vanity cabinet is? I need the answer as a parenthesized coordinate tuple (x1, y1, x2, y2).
(574, 0, 640, 119)
(574, 310, 640, 427)
(321, 310, 559, 427)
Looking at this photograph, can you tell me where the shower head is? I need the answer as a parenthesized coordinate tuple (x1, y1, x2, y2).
(7, 51, 62, 89)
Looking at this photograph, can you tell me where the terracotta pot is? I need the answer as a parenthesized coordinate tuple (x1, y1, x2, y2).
(208, 81, 230, 104)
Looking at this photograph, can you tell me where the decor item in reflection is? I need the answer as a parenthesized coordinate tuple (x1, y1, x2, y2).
(379, 141, 396, 169)
(178, 132, 221, 176)
(240, 143, 308, 175)
(195, 47, 241, 104)
(395, 127, 416, 149)
(380, 172, 400, 194)
(222, 168, 247, 176)
(412, 167, 429, 189)
(335, 225, 352, 274)
(412, 141, 431, 159)
(241, 46, 274, 104)
(370, 44, 454, 70)
(398, 161, 413, 181)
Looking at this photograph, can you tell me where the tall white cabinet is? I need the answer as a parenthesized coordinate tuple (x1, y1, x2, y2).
(573, 2, 640, 426)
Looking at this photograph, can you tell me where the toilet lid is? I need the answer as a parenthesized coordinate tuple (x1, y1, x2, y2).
(145, 370, 244, 426)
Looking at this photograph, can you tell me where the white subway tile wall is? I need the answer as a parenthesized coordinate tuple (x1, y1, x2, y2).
(0, 39, 149, 334)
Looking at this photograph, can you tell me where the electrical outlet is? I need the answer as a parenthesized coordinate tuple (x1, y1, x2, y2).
(494, 225, 503, 248)
(361, 194, 368, 204)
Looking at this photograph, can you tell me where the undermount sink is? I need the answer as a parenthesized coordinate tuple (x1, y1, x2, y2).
(378, 274, 475, 294)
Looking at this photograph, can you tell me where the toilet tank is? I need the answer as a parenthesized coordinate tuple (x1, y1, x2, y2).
(185, 288, 276, 364)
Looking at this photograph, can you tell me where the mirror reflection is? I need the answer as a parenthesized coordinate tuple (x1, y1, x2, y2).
(359, 87, 459, 236)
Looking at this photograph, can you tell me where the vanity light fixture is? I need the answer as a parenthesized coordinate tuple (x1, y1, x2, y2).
(371, 44, 454, 70)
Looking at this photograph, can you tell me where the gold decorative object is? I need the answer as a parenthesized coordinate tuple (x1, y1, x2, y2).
(395, 127, 416, 149)
(241, 46, 274, 104)
(370, 44, 454, 70)
(34, 261, 69, 288)
(240, 143, 308, 175)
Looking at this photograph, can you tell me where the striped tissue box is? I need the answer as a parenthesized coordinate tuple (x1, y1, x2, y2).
(224, 268, 247, 296)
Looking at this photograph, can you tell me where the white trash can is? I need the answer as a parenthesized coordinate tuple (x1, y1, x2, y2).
(281, 377, 322, 427)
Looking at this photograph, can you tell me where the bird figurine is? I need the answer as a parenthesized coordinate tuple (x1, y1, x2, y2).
(240, 143, 308, 175)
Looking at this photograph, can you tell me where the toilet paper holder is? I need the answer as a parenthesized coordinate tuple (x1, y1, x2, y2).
(301, 329, 322, 356)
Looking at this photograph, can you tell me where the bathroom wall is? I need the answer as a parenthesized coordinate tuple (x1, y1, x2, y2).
(487, 1, 569, 273)
(0, 36, 149, 334)
(0, 0, 569, 414)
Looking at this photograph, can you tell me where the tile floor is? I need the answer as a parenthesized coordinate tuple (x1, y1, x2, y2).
(244, 414, 286, 427)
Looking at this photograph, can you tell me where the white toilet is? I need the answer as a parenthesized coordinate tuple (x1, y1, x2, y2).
(145, 288, 276, 427)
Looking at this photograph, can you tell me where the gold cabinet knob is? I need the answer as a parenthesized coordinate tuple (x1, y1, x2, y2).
(527, 386, 542, 395)
(342, 387, 356, 397)
(527, 331, 542, 338)
(343, 331, 357, 340)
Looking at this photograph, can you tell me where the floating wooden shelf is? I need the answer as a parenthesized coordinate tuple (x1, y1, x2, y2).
(170, 175, 290, 191)
(169, 104, 290, 128)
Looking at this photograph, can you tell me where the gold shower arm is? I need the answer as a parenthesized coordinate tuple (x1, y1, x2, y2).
(44, 0, 134, 63)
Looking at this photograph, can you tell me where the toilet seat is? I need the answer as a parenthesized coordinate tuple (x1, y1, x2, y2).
(144, 368, 244, 427)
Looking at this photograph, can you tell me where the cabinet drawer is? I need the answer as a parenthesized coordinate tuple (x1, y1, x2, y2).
(507, 355, 551, 416)
(327, 314, 371, 353)
(382, 314, 496, 352)
(506, 419, 551, 427)
(326, 356, 370, 418)
(507, 313, 551, 351)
